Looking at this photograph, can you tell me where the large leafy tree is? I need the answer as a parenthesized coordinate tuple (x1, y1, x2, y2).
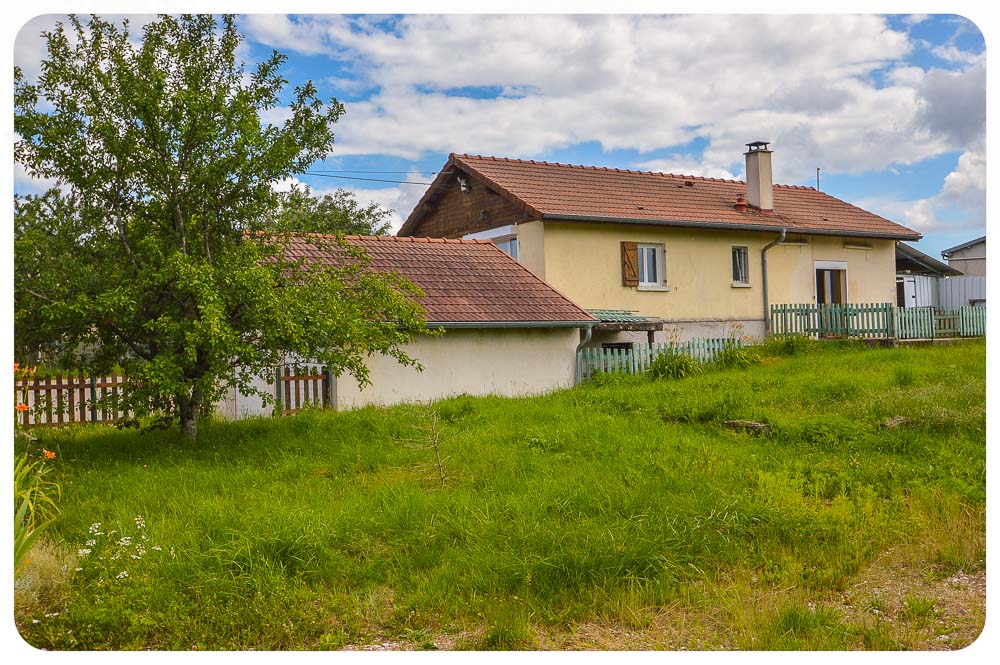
(276, 186, 395, 236)
(14, 15, 427, 440)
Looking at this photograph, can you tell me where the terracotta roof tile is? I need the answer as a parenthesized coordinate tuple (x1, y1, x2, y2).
(403, 154, 920, 240)
(281, 234, 595, 325)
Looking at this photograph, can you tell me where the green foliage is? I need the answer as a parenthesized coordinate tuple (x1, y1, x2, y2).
(14, 15, 428, 439)
(275, 186, 394, 236)
(14, 452, 61, 578)
(648, 351, 702, 380)
(712, 342, 762, 369)
(760, 335, 822, 357)
(15, 342, 985, 649)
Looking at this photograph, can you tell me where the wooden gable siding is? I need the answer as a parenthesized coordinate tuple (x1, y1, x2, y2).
(403, 170, 532, 238)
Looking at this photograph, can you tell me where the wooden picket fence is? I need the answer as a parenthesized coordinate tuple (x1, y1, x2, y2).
(14, 373, 131, 428)
(275, 365, 333, 415)
(577, 337, 742, 381)
(770, 303, 895, 339)
(772, 303, 986, 340)
(958, 305, 987, 337)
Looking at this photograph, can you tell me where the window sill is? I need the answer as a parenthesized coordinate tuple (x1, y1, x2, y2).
(638, 284, 673, 292)
(731, 282, 752, 288)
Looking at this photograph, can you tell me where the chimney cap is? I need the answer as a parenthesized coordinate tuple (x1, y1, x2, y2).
(745, 140, 771, 151)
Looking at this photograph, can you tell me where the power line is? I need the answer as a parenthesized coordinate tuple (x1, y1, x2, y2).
(308, 169, 441, 174)
(303, 172, 447, 186)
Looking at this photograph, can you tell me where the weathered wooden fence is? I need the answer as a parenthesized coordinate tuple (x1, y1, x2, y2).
(14, 373, 131, 428)
(577, 338, 742, 381)
(772, 303, 986, 340)
(275, 365, 333, 415)
(15, 366, 336, 428)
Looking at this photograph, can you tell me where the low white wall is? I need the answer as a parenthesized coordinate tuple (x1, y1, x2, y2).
(214, 370, 279, 420)
(335, 327, 581, 410)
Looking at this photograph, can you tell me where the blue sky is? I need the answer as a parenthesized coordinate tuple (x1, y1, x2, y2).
(14, 13, 986, 259)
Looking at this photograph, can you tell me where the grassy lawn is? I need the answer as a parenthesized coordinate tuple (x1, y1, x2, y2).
(15, 339, 985, 650)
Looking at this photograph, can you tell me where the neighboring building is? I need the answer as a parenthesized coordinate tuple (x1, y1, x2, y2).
(216, 235, 596, 417)
(895, 242, 962, 309)
(941, 236, 986, 277)
(399, 144, 921, 342)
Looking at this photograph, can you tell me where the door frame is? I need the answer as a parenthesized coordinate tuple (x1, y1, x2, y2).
(814, 260, 849, 304)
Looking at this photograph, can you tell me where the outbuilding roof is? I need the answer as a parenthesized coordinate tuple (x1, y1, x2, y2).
(940, 235, 986, 257)
(400, 154, 921, 240)
(281, 234, 596, 327)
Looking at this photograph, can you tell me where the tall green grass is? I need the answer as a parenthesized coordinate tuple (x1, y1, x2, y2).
(15, 341, 985, 649)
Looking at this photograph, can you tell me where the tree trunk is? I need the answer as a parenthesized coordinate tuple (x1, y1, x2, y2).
(176, 385, 204, 441)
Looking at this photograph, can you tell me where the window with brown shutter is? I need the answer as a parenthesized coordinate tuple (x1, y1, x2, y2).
(621, 241, 639, 286)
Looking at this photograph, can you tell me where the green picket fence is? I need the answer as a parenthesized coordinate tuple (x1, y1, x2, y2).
(577, 338, 742, 381)
(894, 307, 935, 340)
(772, 303, 986, 340)
(770, 303, 894, 338)
(958, 306, 987, 337)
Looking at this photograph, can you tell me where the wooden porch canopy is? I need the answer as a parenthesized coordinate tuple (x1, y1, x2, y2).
(587, 309, 665, 333)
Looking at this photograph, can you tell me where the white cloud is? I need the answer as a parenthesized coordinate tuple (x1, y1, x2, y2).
(634, 155, 737, 181)
(239, 13, 969, 186)
(903, 14, 931, 27)
(930, 44, 985, 65)
(858, 149, 985, 234)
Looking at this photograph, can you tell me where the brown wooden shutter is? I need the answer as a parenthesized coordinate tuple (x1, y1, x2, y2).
(621, 241, 639, 286)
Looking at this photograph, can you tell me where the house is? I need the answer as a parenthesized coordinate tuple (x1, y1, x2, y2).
(895, 242, 962, 309)
(398, 143, 922, 343)
(941, 236, 986, 277)
(215, 235, 596, 417)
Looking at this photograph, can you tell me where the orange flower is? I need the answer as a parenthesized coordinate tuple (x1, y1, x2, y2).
(15, 402, 28, 412)
(13, 363, 19, 371)
(43, 449, 56, 460)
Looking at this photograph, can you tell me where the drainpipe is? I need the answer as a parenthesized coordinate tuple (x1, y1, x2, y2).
(574, 325, 594, 385)
(761, 228, 787, 336)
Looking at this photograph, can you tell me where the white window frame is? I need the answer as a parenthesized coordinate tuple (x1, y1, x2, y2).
(813, 260, 849, 304)
(731, 246, 750, 287)
(462, 225, 518, 260)
(637, 243, 669, 290)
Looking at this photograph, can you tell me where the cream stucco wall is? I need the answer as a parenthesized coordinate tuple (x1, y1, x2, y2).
(335, 327, 580, 410)
(517, 220, 547, 279)
(519, 221, 897, 337)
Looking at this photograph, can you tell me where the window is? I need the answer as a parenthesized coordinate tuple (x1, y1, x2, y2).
(637, 244, 664, 287)
(732, 246, 749, 285)
(492, 237, 518, 260)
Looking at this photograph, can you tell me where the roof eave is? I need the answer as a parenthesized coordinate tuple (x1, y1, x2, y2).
(540, 213, 922, 240)
(427, 320, 597, 329)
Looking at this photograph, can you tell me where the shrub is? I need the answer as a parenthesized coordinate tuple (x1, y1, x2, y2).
(648, 351, 702, 381)
(760, 335, 820, 357)
(713, 343, 762, 369)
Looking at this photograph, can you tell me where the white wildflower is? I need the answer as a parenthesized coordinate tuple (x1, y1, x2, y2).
(169, 547, 176, 558)
(116, 570, 129, 580)
(136, 544, 147, 556)
(111, 553, 121, 560)
(85, 539, 96, 547)
(77, 548, 92, 557)
(74, 567, 83, 572)
(151, 545, 162, 552)
(118, 536, 132, 546)
(135, 516, 146, 530)
(44, 612, 60, 618)
(88, 523, 101, 535)
(130, 555, 142, 560)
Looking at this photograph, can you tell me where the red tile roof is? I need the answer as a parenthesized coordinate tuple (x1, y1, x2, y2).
(281, 234, 596, 326)
(400, 154, 920, 240)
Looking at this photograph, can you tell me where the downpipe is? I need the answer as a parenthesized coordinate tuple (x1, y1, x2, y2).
(574, 325, 594, 385)
(761, 228, 787, 336)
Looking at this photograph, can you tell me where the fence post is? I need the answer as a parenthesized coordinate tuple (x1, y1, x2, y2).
(274, 366, 282, 415)
(89, 375, 97, 423)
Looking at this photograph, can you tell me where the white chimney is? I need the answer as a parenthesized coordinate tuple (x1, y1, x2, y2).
(744, 141, 774, 214)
